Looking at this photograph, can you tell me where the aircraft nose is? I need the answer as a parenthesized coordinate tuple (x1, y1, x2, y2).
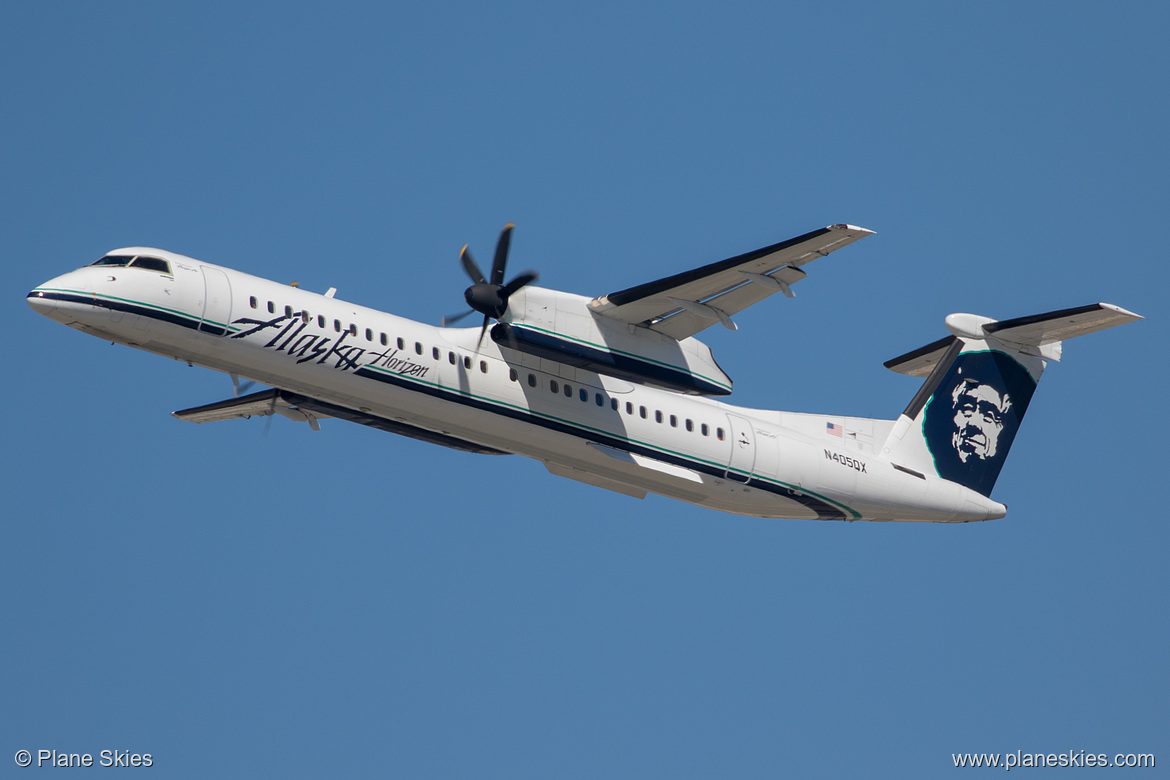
(28, 270, 92, 320)
(27, 286, 60, 316)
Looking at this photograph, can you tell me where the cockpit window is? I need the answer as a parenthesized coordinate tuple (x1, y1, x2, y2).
(130, 256, 171, 274)
(91, 255, 135, 267)
(89, 255, 172, 274)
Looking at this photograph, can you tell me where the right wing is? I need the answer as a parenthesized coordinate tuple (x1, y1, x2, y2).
(589, 224, 874, 340)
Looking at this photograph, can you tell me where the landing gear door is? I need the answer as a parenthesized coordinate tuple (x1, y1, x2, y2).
(725, 414, 756, 483)
(199, 266, 232, 336)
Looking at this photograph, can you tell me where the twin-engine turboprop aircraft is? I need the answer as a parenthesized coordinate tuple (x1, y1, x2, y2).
(28, 224, 1141, 522)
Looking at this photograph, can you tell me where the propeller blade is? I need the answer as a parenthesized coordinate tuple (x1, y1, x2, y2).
(501, 270, 538, 298)
(442, 308, 476, 326)
(262, 393, 276, 437)
(460, 245, 487, 286)
(231, 373, 256, 397)
(476, 314, 490, 350)
(490, 223, 514, 286)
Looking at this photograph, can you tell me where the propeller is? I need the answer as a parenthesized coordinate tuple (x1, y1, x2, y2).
(230, 373, 256, 397)
(444, 224, 538, 345)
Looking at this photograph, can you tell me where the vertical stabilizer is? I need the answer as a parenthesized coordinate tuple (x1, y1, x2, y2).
(881, 303, 1141, 497)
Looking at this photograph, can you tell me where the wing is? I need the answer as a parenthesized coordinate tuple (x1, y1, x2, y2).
(588, 224, 874, 340)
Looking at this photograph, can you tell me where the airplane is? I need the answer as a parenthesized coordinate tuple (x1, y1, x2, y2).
(27, 224, 1142, 523)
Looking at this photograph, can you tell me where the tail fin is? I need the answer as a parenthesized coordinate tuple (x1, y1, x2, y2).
(881, 304, 1142, 497)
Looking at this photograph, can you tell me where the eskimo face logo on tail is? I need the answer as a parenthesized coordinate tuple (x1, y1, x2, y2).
(923, 351, 1037, 497)
(950, 378, 1011, 462)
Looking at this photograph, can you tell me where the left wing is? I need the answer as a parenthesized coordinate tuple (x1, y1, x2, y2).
(589, 224, 874, 340)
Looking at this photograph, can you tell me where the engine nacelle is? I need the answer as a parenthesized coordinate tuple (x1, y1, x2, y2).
(494, 286, 732, 395)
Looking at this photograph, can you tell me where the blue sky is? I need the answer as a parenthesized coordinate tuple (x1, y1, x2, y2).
(3, 2, 1166, 777)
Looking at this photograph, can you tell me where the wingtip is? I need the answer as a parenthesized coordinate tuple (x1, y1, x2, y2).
(1099, 302, 1144, 321)
(829, 223, 876, 235)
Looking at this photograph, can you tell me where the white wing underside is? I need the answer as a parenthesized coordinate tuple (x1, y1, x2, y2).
(589, 224, 874, 340)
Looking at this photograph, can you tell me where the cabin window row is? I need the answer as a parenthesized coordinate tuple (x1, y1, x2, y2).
(505, 369, 724, 440)
(246, 297, 490, 373)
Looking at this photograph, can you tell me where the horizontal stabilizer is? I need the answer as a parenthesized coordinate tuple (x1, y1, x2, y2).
(884, 335, 959, 378)
(984, 303, 1143, 346)
(886, 303, 1143, 375)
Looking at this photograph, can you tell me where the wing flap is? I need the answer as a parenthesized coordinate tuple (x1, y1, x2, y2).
(653, 266, 809, 340)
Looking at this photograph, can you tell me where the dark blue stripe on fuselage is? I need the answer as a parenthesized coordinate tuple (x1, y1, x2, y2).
(29, 291, 228, 335)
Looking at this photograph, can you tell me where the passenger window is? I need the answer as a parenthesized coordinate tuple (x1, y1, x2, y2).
(626, 402, 633, 415)
(397, 337, 405, 349)
(349, 324, 357, 336)
(268, 301, 276, 314)
(301, 312, 310, 324)
(249, 296, 257, 309)
(579, 388, 588, 402)
(509, 368, 517, 382)
(564, 384, 572, 398)
(701, 423, 709, 436)
(464, 356, 472, 369)
(550, 380, 559, 394)
(448, 352, 456, 365)
(717, 427, 725, 441)
(670, 415, 678, 428)
(595, 393, 604, 407)
(610, 398, 618, 411)
(414, 342, 423, 355)
(318, 315, 326, 328)
(685, 419, 694, 432)
(639, 406, 647, 419)
(380, 333, 388, 346)
(365, 328, 373, 341)
(285, 305, 293, 318)
(432, 347, 440, 360)
(655, 410, 663, 424)
(480, 361, 488, 373)
(527, 373, 537, 387)
(334, 319, 341, 332)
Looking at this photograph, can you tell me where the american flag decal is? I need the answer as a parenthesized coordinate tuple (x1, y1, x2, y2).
(826, 422, 843, 437)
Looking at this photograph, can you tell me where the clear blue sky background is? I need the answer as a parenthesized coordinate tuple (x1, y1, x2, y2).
(3, 2, 1165, 777)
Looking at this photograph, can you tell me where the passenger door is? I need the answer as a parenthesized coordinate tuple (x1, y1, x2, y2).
(199, 266, 232, 335)
(724, 414, 757, 483)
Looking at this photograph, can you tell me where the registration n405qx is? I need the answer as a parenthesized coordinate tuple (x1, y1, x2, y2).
(28, 224, 1141, 522)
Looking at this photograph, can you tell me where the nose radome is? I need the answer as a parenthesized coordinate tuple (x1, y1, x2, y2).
(27, 288, 57, 316)
(28, 269, 95, 320)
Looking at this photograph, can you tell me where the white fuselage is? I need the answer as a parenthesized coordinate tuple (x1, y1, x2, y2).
(28, 249, 1006, 523)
